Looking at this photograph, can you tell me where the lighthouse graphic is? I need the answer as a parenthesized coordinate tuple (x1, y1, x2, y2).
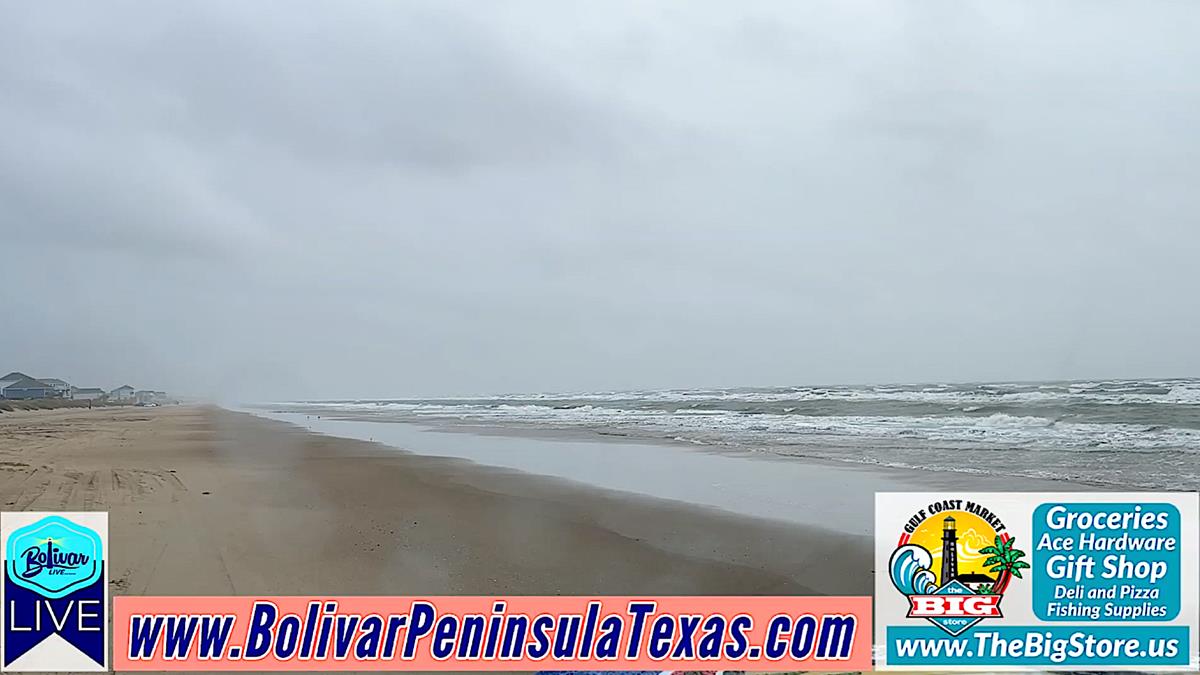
(888, 503, 1025, 636)
(940, 515, 958, 585)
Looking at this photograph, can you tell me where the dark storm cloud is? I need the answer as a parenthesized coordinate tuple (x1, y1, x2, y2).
(1, 0, 1198, 400)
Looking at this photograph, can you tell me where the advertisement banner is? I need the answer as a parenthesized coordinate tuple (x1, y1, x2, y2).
(114, 595, 871, 671)
(875, 492, 1198, 670)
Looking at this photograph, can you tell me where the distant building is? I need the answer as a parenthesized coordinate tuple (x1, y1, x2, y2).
(0, 372, 33, 391)
(72, 387, 106, 401)
(109, 385, 136, 402)
(0, 376, 56, 400)
(134, 390, 157, 405)
(38, 378, 72, 398)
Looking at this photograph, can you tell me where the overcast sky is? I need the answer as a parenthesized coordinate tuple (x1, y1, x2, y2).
(2, 1, 1198, 400)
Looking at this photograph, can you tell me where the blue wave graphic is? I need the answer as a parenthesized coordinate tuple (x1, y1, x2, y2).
(889, 544, 938, 595)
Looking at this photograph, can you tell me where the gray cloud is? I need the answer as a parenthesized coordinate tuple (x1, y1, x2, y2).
(2, 0, 1198, 400)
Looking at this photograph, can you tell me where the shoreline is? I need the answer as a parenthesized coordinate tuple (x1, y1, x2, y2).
(251, 404, 1131, 490)
(0, 405, 873, 596)
(245, 407, 1091, 537)
(254, 385, 1200, 493)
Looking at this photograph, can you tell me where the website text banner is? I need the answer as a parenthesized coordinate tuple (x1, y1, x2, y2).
(874, 491, 1199, 671)
(113, 595, 871, 671)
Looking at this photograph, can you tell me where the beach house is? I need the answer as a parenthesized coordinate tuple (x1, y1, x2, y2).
(0, 373, 57, 400)
(72, 387, 106, 401)
(0, 372, 31, 386)
(38, 378, 72, 398)
(109, 385, 136, 402)
(0, 374, 20, 396)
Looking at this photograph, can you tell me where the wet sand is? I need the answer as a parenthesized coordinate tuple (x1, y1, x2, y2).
(251, 409, 1088, 538)
(0, 405, 872, 598)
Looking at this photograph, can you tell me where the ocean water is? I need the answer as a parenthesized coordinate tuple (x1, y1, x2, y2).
(266, 378, 1200, 491)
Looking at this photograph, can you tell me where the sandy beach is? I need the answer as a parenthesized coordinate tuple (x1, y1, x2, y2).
(0, 405, 874, 599)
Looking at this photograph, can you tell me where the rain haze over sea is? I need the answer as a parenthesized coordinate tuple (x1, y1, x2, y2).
(269, 378, 1200, 491)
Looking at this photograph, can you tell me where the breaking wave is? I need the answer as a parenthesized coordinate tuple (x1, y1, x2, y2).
(270, 378, 1200, 491)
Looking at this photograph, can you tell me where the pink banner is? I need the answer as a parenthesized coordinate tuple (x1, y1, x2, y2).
(113, 595, 871, 671)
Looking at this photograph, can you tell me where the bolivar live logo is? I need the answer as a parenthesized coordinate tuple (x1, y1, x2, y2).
(889, 499, 1027, 637)
(2, 512, 108, 672)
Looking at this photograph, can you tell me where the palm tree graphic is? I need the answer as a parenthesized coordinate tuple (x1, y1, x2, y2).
(979, 534, 1029, 594)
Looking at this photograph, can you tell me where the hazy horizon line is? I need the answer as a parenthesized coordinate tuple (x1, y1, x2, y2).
(240, 372, 1200, 403)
